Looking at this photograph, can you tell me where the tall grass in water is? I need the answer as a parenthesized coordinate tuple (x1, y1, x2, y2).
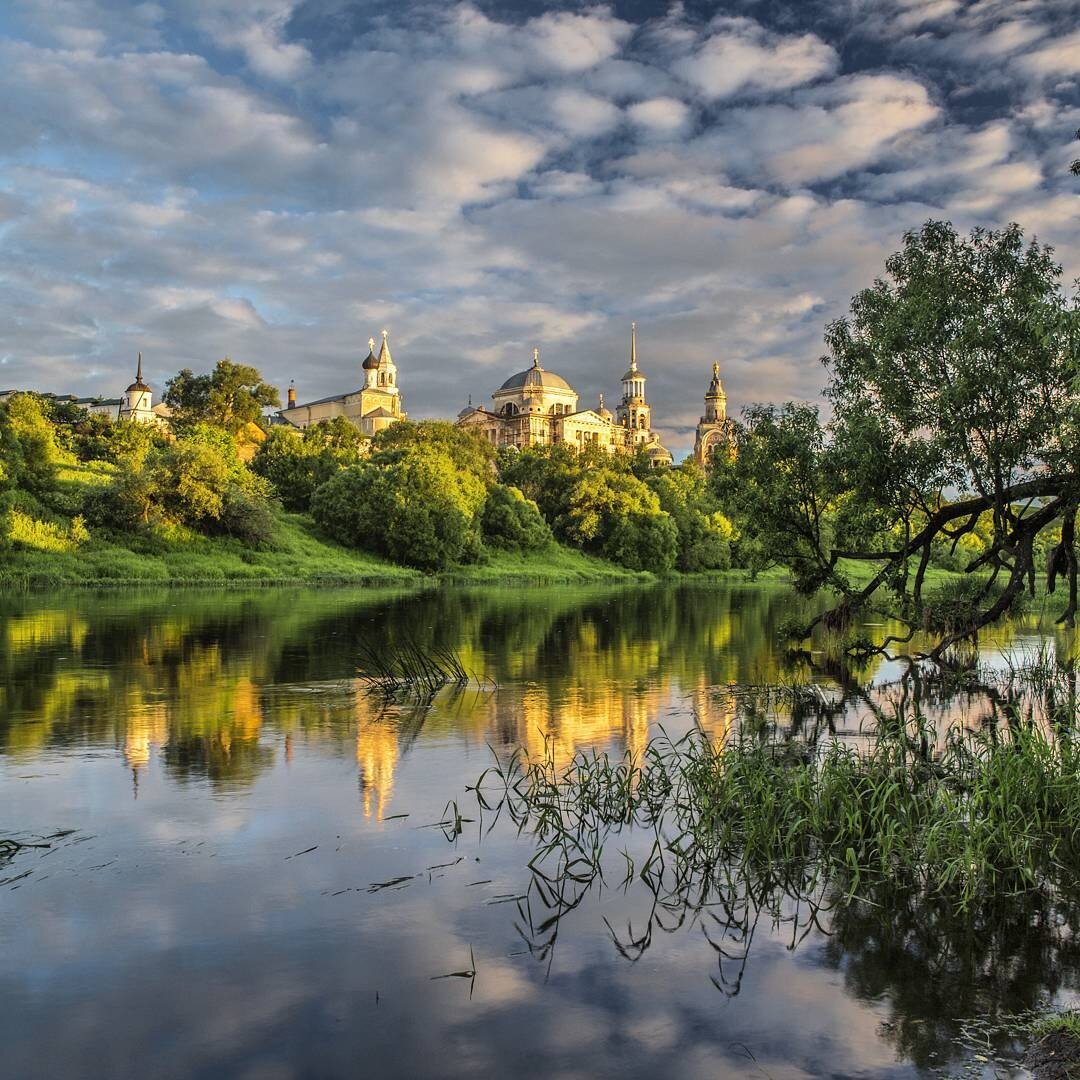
(473, 712, 1080, 915)
(357, 638, 474, 695)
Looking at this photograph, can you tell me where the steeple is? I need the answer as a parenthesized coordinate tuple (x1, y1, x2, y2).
(378, 329, 393, 366)
(126, 352, 149, 393)
(629, 322, 637, 373)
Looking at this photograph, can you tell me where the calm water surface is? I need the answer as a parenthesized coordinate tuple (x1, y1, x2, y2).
(1, 583, 1076, 1079)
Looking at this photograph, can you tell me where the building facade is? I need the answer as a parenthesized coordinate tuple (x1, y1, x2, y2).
(277, 330, 407, 435)
(693, 362, 731, 467)
(456, 325, 673, 466)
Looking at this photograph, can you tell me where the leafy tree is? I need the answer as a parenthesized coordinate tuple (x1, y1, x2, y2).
(0, 393, 60, 493)
(560, 468, 677, 571)
(725, 221, 1080, 656)
(373, 420, 495, 483)
(89, 422, 273, 540)
(252, 418, 367, 512)
(648, 463, 734, 571)
(312, 445, 487, 570)
(165, 359, 280, 433)
(603, 511, 678, 573)
(712, 403, 833, 586)
(481, 484, 552, 551)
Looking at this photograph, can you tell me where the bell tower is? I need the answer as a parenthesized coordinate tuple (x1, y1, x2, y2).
(694, 362, 729, 467)
(616, 322, 651, 444)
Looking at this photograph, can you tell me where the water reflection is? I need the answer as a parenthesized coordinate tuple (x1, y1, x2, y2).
(0, 584, 1076, 1078)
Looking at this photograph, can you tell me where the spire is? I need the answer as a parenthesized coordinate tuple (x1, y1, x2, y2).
(629, 322, 637, 372)
(378, 329, 392, 365)
(136, 352, 143, 383)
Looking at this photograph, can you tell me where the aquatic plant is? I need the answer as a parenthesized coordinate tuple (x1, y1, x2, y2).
(472, 706, 1080, 918)
(357, 638, 474, 695)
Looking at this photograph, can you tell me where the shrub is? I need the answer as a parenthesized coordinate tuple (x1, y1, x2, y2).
(312, 447, 487, 569)
(603, 511, 678, 573)
(481, 485, 552, 551)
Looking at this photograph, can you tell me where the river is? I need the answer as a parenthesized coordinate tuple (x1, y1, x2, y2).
(1, 583, 1075, 1078)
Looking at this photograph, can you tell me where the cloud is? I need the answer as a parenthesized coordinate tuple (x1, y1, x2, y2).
(674, 17, 837, 100)
(627, 97, 691, 136)
(0, 0, 1074, 457)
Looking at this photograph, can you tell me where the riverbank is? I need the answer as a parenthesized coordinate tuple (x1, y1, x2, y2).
(0, 507, 698, 590)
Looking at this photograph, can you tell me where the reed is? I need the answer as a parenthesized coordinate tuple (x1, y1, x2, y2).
(357, 638, 472, 694)
(472, 704, 1080, 916)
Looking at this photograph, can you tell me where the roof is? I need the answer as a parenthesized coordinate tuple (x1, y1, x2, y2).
(364, 407, 396, 418)
(280, 389, 359, 411)
(498, 366, 575, 393)
(621, 367, 647, 383)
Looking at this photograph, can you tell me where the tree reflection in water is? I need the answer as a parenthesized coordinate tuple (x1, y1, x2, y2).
(474, 659, 1080, 1073)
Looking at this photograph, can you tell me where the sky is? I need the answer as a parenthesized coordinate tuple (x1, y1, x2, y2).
(1, 0, 1078, 455)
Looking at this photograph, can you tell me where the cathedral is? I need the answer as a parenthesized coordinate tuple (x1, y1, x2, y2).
(456, 324, 674, 467)
(277, 330, 407, 434)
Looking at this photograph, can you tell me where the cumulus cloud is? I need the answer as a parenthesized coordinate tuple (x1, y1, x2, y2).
(674, 17, 837, 99)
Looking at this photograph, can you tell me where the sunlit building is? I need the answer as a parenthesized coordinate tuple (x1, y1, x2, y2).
(277, 330, 407, 435)
(456, 324, 674, 466)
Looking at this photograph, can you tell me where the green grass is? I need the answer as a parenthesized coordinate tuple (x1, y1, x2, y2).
(0, 508, 423, 589)
(444, 545, 652, 585)
(1030, 1012, 1080, 1041)
(472, 702, 1080, 916)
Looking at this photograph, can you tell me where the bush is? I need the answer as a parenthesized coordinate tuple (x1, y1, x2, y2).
(252, 420, 366, 511)
(216, 486, 275, 544)
(603, 511, 678, 573)
(312, 446, 487, 569)
(481, 485, 552, 551)
(0, 394, 60, 493)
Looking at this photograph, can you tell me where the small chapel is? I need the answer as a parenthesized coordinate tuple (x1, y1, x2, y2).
(277, 330, 407, 434)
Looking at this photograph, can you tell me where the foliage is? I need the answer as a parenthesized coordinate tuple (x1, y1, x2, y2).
(372, 420, 495, 482)
(88, 422, 273, 541)
(474, 702, 1080, 921)
(164, 359, 281, 433)
(480, 484, 552, 551)
(711, 221, 1080, 655)
(312, 444, 487, 570)
(647, 462, 734, 571)
(711, 402, 833, 587)
(252, 418, 367, 511)
(0, 393, 61, 493)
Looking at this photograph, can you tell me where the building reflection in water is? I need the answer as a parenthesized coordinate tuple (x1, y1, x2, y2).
(0, 584, 1068, 814)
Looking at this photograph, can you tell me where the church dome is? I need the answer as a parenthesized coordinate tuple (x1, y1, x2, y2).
(498, 348, 575, 394)
(362, 342, 379, 370)
(499, 367, 574, 392)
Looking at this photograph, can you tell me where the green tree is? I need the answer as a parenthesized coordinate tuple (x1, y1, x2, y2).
(312, 444, 487, 570)
(712, 402, 835, 587)
(252, 418, 367, 512)
(0, 394, 60, 493)
(481, 484, 552, 551)
(373, 420, 495, 482)
(648, 463, 734, 571)
(165, 359, 281, 433)
(725, 221, 1080, 654)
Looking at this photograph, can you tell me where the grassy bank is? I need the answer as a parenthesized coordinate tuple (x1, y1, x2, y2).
(0, 460, 742, 591)
(0, 506, 659, 591)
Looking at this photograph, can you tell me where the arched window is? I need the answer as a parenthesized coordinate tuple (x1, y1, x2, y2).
(638, 415, 646, 430)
